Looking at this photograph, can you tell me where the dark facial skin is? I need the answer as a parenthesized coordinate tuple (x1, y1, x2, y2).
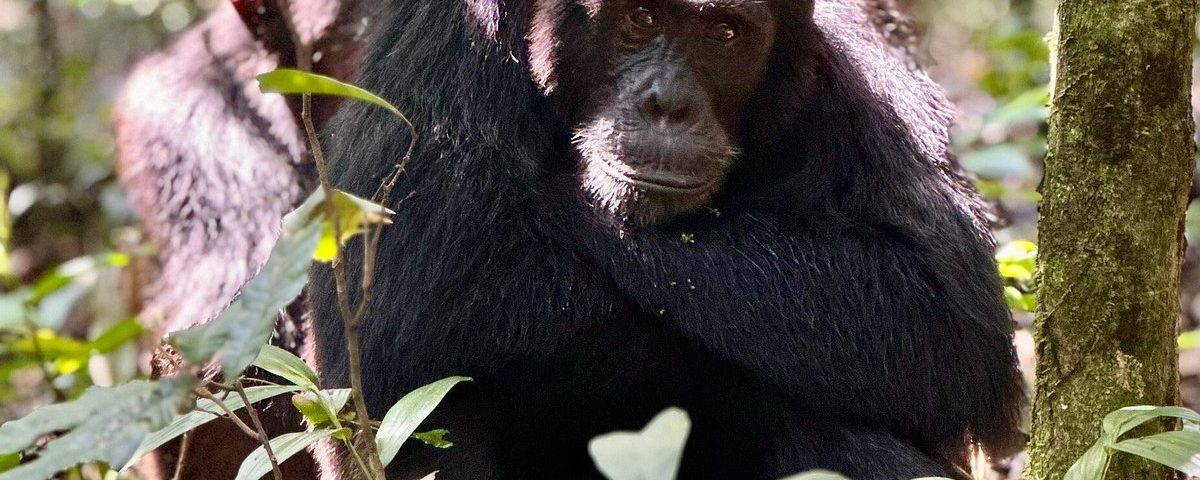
(571, 0, 777, 225)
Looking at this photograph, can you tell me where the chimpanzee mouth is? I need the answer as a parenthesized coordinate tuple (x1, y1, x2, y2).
(594, 156, 717, 195)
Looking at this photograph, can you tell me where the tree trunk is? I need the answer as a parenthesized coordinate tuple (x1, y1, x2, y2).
(1027, 1, 1198, 479)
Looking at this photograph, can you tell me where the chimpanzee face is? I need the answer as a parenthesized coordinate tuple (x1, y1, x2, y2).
(560, 0, 779, 225)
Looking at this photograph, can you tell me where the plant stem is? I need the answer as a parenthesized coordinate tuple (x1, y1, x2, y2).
(235, 383, 284, 480)
(171, 431, 193, 480)
(272, 1, 386, 477)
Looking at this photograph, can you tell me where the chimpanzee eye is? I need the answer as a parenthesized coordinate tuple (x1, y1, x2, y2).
(628, 6, 658, 29)
(709, 21, 738, 42)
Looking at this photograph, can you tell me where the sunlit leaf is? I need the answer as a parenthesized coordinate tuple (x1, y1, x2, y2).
(253, 345, 319, 391)
(996, 240, 1038, 265)
(257, 69, 406, 120)
(1181, 331, 1200, 350)
(0, 452, 18, 473)
(998, 263, 1033, 281)
(377, 376, 471, 467)
(1102, 406, 1200, 441)
(589, 407, 691, 480)
(291, 389, 350, 429)
(283, 189, 394, 262)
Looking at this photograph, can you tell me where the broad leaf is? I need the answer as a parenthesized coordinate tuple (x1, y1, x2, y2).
(0, 379, 192, 480)
(171, 220, 322, 380)
(254, 345, 319, 391)
(130, 385, 302, 463)
(291, 389, 351, 429)
(1064, 443, 1108, 480)
(1102, 406, 1200, 441)
(280, 188, 394, 262)
(588, 407, 691, 480)
(377, 376, 471, 467)
(235, 429, 336, 480)
(1111, 431, 1200, 475)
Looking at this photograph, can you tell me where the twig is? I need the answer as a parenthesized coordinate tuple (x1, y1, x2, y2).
(235, 383, 284, 480)
(171, 431, 193, 480)
(193, 390, 266, 440)
(272, 1, 387, 477)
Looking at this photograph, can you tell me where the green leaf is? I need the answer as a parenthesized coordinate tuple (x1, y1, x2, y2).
(777, 472, 852, 480)
(88, 318, 143, 353)
(281, 189, 394, 262)
(253, 345, 319, 391)
(292, 394, 332, 428)
(998, 263, 1033, 281)
(1063, 442, 1109, 480)
(412, 429, 453, 449)
(1111, 431, 1200, 475)
(257, 69, 406, 120)
(171, 220, 322, 380)
(376, 376, 471, 467)
(0, 452, 19, 473)
(996, 240, 1038, 266)
(234, 429, 335, 480)
(589, 407, 692, 480)
(1102, 406, 1200, 441)
(10, 328, 88, 360)
(1180, 331, 1200, 350)
(1004, 286, 1027, 311)
(315, 190, 395, 262)
(0, 379, 192, 480)
(291, 389, 349, 429)
(131, 385, 302, 463)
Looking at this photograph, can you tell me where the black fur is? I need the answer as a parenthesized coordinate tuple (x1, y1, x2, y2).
(310, 1, 1024, 479)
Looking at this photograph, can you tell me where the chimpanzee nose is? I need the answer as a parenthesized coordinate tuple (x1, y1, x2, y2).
(639, 81, 694, 127)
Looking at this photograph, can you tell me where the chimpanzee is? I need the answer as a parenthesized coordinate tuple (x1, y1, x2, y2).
(306, 1, 1025, 479)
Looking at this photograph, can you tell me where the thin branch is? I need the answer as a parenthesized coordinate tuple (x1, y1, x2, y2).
(171, 431, 193, 480)
(272, 0, 386, 477)
(235, 383, 284, 480)
(193, 390, 265, 440)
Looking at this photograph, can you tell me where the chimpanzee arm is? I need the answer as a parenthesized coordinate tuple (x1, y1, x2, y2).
(594, 197, 1025, 457)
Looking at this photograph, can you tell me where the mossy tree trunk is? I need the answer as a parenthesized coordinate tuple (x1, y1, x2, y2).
(1027, 1, 1198, 479)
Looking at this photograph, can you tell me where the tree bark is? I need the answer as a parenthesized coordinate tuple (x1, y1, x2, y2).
(1027, 1, 1198, 479)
